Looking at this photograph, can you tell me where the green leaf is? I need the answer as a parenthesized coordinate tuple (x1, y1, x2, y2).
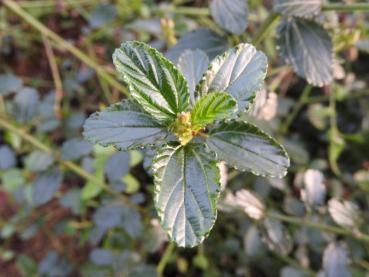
(152, 143, 220, 247)
(206, 121, 290, 178)
(113, 41, 189, 123)
(197, 43, 267, 112)
(83, 100, 168, 150)
(210, 0, 248, 35)
(177, 49, 209, 104)
(277, 18, 333, 87)
(166, 28, 229, 63)
(191, 92, 237, 130)
(273, 0, 322, 18)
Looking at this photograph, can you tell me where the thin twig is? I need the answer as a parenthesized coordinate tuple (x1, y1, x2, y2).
(42, 34, 64, 119)
(268, 212, 369, 244)
(157, 242, 176, 277)
(3, 0, 128, 96)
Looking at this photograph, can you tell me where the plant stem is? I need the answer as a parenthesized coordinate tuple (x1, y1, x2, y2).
(268, 212, 369, 243)
(303, 89, 369, 104)
(279, 85, 312, 136)
(157, 242, 176, 277)
(0, 117, 130, 204)
(42, 34, 64, 119)
(322, 3, 369, 12)
(156, 6, 210, 16)
(3, 0, 128, 96)
(252, 13, 281, 47)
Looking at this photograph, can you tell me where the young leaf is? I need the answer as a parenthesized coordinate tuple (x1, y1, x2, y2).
(198, 43, 267, 112)
(191, 92, 237, 130)
(166, 28, 229, 63)
(210, 0, 248, 35)
(113, 41, 189, 123)
(206, 120, 289, 178)
(152, 143, 220, 247)
(273, 0, 322, 18)
(177, 49, 209, 104)
(83, 100, 168, 150)
(277, 18, 333, 87)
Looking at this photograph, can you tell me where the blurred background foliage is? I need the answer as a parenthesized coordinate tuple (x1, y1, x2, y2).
(1, 0, 369, 276)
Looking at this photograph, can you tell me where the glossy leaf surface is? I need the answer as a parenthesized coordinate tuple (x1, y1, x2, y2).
(152, 143, 220, 247)
(277, 18, 333, 86)
(198, 43, 267, 112)
(113, 41, 189, 123)
(83, 100, 168, 150)
(210, 0, 248, 34)
(206, 121, 289, 178)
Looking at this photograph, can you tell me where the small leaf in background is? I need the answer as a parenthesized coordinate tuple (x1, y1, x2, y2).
(83, 100, 168, 150)
(65, 112, 86, 131)
(328, 128, 345, 176)
(104, 152, 130, 183)
(16, 255, 38, 277)
(249, 89, 278, 121)
(32, 169, 63, 206)
(301, 169, 326, 207)
(0, 74, 22, 96)
(37, 91, 60, 133)
(280, 266, 308, 277)
(307, 104, 331, 130)
(166, 28, 229, 63)
(24, 150, 54, 172)
(277, 18, 333, 86)
(89, 249, 114, 266)
(198, 43, 267, 112)
(89, 4, 117, 28)
(262, 218, 293, 256)
(2, 169, 25, 192)
(177, 49, 209, 102)
(244, 225, 266, 257)
(328, 199, 360, 228)
(61, 138, 93, 161)
(92, 203, 143, 237)
(113, 41, 189, 123)
(152, 143, 220, 247)
(323, 242, 351, 277)
(12, 87, 39, 124)
(93, 204, 123, 229)
(210, 0, 248, 34)
(38, 251, 73, 277)
(206, 120, 290, 178)
(59, 189, 82, 215)
(191, 92, 237, 130)
(234, 189, 265, 220)
(0, 145, 16, 169)
(273, 0, 322, 18)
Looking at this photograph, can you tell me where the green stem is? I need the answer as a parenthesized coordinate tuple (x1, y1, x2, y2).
(279, 85, 312, 136)
(156, 6, 210, 16)
(3, 0, 128, 96)
(17, 0, 95, 9)
(322, 3, 369, 12)
(303, 89, 369, 104)
(0, 117, 130, 204)
(268, 212, 369, 243)
(157, 242, 176, 277)
(252, 13, 281, 47)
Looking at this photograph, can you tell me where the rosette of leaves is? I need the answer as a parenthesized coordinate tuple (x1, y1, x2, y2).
(83, 41, 290, 247)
